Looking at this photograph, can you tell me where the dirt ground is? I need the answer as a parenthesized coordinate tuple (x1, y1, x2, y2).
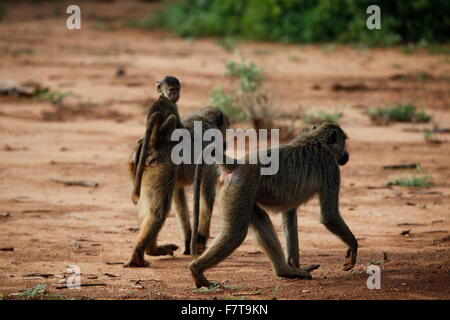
(0, 1, 449, 300)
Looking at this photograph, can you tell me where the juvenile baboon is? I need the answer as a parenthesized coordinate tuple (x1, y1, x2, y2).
(125, 107, 229, 267)
(190, 123, 357, 287)
(132, 76, 183, 205)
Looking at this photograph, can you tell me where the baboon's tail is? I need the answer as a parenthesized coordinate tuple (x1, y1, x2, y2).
(132, 112, 161, 204)
(190, 143, 237, 255)
(190, 162, 203, 256)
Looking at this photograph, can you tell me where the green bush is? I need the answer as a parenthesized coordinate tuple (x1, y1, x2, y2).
(209, 86, 247, 122)
(388, 176, 434, 187)
(368, 103, 431, 124)
(134, 0, 450, 46)
(302, 109, 343, 124)
(0, 3, 6, 22)
(225, 61, 264, 92)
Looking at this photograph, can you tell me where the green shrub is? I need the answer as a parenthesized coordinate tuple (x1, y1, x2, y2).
(388, 176, 434, 187)
(0, 3, 6, 22)
(209, 87, 247, 122)
(368, 103, 431, 124)
(35, 88, 73, 106)
(18, 284, 63, 300)
(225, 61, 264, 92)
(132, 0, 450, 46)
(302, 109, 343, 124)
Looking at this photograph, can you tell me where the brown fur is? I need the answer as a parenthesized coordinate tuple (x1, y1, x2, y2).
(132, 77, 183, 205)
(124, 107, 229, 267)
(189, 123, 357, 287)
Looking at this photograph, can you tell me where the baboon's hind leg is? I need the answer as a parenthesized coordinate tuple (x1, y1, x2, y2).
(124, 187, 177, 267)
(173, 186, 192, 255)
(251, 205, 319, 279)
(189, 182, 253, 288)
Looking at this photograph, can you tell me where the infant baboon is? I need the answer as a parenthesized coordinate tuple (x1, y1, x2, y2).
(190, 123, 357, 287)
(125, 107, 229, 267)
(132, 76, 183, 205)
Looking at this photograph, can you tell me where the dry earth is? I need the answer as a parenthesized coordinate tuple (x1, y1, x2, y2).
(0, 1, 449, 300)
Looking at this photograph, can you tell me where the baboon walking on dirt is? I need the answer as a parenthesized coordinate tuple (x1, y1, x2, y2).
(125, 107, 229, 267)
(190, 123, 357, 288)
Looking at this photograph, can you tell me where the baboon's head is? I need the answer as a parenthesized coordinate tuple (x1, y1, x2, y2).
(156, 76, 181, 103)
(314, 123, 349, 166)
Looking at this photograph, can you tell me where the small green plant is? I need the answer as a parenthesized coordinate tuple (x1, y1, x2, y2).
(225, 61, 264, 92)
(18, 284, 62, 300)
(209, 87, 247, 122)
(11, 48, 36, 57)
(35, 88, 72, 106)
(368, 104, 431, 125)
(288, 55, 301, 62)
(302, 109, 343, 125)
(209, 60, 265, 123)
(193, 282, 223, 294)
(226, 295, 248, 300)
(425, 44, 450, 55)
(122, 15, 158, 30)
(216, 37, 237, 52)
(388, 176, 434, 187)
(254, 48, 273, 55)
(401, 44, 417, 54)
(424, 130, 443, 144)
(270, 283, 281, 300)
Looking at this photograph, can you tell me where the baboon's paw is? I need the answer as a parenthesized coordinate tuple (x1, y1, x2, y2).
(303, 264, 320, 272)
(279, 268, 312, 280)
(123, 259, 150, 268)
(342, 249, 357, 271)
(189, 262, 212, 288)
(146, 244, 178, 256)
(196, 243, 206, 255)
(342, 258, 355, 271)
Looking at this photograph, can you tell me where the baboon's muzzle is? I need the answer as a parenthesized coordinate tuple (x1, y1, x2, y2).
(338, 150, 349, 166)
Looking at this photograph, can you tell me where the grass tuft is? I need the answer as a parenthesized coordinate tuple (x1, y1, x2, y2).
(388, 176, 434, 187)
(368, 103, 431, 125)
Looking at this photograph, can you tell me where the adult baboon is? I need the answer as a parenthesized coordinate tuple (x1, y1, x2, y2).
(190, 123, 357, 287)
(125, 107, 229, 267)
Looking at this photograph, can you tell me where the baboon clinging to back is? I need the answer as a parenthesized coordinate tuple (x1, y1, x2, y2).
(190, 123, 357, 288)
(125, 107, 229, 267)
(132, 76, 183, 205)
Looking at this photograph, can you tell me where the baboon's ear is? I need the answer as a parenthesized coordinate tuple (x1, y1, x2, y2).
(156, 81, 162, 93)
(159, 114, 177, 139)
(327, 129, 337, 145)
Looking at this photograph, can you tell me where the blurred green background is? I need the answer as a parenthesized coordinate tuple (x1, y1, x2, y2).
(128, 0, 450, 47)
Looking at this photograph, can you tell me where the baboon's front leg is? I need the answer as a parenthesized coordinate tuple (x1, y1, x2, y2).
(173, 186, 192, 255)
(322, 216, 358, 271)
(320, 190, 358, 271)
(251, 205, 319, 279)
(282, 208, 299, 268)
